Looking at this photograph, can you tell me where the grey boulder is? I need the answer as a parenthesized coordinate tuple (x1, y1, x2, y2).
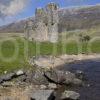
(44, 69, 82, 85)
(44, 69, 66, 84)
(61, 90, 80, 100)
(0, 73, 15, 81)
(30, 90, 55, 100)
(28, 69, 49, 85)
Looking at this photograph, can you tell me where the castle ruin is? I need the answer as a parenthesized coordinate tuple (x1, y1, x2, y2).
(25, 3, 59, 43)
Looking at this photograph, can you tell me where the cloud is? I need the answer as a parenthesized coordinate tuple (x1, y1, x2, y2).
(0, 0, 29, 18)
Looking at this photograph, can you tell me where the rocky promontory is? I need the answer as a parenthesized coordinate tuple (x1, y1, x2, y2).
(1, 54, 95, 100)
(0, 64, 85, 100)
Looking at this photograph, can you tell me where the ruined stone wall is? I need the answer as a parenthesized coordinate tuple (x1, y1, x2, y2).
(34, 8, 48, 41)
(25, 20, 34, 41)
(25, 3, 59, 43)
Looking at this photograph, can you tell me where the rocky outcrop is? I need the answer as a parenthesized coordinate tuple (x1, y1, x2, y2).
(44, 69, 82, 86)
(0, 70, 25, 84)
(30, 90, 80, 100)
(0, 68, 85, 100)
(0, 68, 83, 86)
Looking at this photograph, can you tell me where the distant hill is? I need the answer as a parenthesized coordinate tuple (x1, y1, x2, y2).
(0, 21, 25, 33)
(0, 5, 100, 33)
(0, 18, 32, 33)
(58, 5, 100, 32)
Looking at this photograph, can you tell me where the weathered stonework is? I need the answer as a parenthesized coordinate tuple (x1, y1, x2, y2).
(24, 19, 34, 41)
(46, 3, 59, 42)
(25, 3, 59, 43)
(35, 8, 48, 41)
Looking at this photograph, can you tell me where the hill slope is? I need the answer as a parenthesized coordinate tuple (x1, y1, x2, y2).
(58, 5, 100, 32)
(0, 5, 100, 33)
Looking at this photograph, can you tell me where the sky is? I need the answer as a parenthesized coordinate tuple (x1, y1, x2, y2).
(0, 0, 100, 26)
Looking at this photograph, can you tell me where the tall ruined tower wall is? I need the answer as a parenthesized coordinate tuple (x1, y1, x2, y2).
(46, 3, 59, 42)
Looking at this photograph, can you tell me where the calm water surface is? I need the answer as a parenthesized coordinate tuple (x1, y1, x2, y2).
(58, 59, 100, 100)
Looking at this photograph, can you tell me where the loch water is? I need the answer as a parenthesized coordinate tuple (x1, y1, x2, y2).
(58, 59, 100, 100)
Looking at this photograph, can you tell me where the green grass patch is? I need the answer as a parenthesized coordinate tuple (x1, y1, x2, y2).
(0, 37, 100, 74)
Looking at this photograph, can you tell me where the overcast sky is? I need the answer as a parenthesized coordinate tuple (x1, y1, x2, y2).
(0, 0, 100, 26)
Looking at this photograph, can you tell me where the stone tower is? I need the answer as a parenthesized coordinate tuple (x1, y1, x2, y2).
(46, 3, 59, 42)
(35, 8, 48, 41)
(25, 3, 59, 43)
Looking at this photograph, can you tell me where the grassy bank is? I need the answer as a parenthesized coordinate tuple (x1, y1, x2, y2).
(0, 36, 100, 74)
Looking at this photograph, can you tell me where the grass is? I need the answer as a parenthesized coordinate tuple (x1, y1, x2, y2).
(0, 36, 100, 74)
